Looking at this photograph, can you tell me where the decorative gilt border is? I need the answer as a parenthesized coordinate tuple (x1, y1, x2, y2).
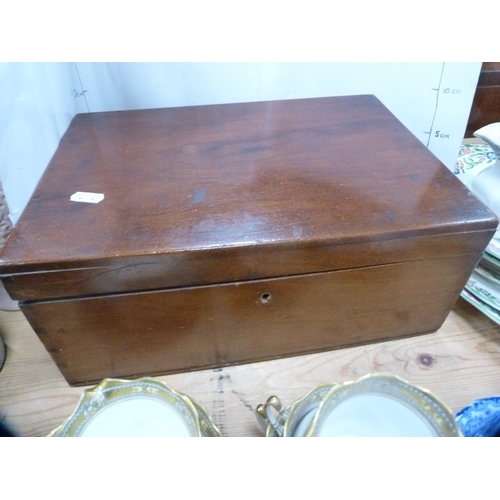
(305, 373, 461, 437)
(49, 377, 220, 437)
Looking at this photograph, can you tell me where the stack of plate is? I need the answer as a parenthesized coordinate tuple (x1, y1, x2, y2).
(455, 142, 500, 324)
(461, 242, 500, 325)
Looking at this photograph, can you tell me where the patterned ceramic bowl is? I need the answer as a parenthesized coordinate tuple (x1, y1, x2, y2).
(456, 396, 500, 437)
(256, 373, 461, 437)
(49, 377, 221, 437)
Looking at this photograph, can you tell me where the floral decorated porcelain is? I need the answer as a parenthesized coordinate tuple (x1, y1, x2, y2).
(455, 142, 497, 187)
(469, 124, 500, 237)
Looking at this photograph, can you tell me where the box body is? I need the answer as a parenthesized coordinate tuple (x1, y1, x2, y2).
(0, 95, 496, 385)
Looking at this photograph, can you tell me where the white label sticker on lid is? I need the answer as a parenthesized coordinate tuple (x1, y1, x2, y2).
(70, 192, 105, 204)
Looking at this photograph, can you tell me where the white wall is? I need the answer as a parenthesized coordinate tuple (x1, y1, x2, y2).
(0, 62, 481, 226)
(0, 63, 87, 225)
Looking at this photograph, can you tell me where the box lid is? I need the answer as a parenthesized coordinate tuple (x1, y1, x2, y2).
(1, 95, 497, 300)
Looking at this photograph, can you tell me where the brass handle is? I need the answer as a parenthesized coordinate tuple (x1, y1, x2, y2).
(255, 395, 287, 436)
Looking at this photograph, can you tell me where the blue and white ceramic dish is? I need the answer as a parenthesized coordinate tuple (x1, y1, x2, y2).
(455, 397, 500, 437)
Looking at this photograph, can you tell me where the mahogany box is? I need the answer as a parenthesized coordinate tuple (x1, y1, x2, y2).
(0, 95, 497, 386)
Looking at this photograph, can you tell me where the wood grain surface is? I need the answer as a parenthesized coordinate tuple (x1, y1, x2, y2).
(1, 95, 496, 294)
(21, 253, 483, 386)
(1, 95, 497, 388)
(1, 298, 500, 437)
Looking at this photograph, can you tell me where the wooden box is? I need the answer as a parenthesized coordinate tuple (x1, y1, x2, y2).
(0, 95, 497, 386)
